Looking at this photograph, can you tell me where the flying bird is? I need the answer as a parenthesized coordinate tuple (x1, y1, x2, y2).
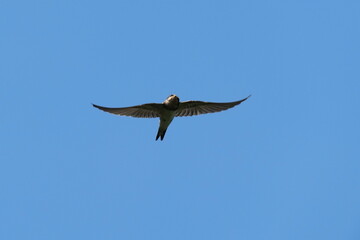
(93, 94, 250, 141)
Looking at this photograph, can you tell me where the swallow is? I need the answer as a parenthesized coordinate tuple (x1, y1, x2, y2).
(93, 94, 250, 141)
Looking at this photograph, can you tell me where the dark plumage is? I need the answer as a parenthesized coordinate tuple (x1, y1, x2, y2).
(93, 94, 250, 140)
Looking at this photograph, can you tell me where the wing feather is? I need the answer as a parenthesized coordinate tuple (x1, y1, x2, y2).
(92, 103, 162, 118)
(175, 95, 250, 117)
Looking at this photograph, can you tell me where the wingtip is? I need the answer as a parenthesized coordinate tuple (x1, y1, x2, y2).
(237, 95, 251, 104)
(92, 103, 100, 109)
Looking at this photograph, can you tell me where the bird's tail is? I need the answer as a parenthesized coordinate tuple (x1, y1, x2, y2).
(156, 128, 167, 141)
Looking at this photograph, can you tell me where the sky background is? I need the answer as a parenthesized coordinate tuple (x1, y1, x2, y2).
(1, 0, 360, 239)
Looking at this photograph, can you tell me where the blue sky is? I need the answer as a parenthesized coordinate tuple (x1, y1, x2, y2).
(1, 0, 360, 239)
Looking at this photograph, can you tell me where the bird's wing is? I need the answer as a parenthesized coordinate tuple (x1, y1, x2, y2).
(92, 103, 162, 118)
(175, 95, 251, 117)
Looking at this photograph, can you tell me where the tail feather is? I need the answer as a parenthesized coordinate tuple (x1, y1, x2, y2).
(156, 128, 167, 141)
(156, 115, 174, 141)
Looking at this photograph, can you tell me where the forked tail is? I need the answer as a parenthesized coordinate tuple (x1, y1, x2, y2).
(156, 128, 167, 141)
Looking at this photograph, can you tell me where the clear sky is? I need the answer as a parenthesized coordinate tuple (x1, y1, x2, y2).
(1, 0, 359, 239)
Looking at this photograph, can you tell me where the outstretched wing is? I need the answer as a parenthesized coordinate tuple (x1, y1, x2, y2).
(175, 95, 250, 117)
(92, 103, 162, 118)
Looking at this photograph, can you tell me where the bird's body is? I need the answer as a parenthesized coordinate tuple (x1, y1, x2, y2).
(93, 94, 250, 141)
(156, 111, 175, 141)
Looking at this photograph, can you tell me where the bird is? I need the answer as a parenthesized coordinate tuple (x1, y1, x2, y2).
(93, 94, 251, 141)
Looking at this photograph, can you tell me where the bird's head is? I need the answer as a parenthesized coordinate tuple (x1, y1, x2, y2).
(163, 94, 180, 110)
(167, 94, 178, 99)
